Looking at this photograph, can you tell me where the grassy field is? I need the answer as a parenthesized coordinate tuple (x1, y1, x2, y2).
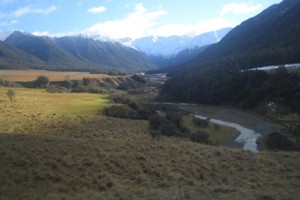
(0, 70, 124, 82)
(0, 87, 300, 199)
(183, 116, 240, 147)
(0, 87, 109, 135)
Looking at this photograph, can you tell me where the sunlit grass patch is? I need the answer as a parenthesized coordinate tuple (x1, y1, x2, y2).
(0, 87, 109, 116)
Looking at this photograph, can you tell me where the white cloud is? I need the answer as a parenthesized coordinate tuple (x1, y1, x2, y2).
(220, 3, 263, 17)
(32, 30, 79, 37)
(148, 18, 235, 37)
(85, 3, 166, 39)
(88, 6, 107, 14)
(13, 5, 57, 17)
(32, 31, 50, 36)
(84, 3, 235, 39)
(0, 19, 17, 26)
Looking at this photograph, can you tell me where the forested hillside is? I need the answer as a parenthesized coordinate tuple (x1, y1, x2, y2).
(160, 0, 300, 112)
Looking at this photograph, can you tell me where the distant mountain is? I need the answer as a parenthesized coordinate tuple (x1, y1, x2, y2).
(185, 0, 300, 71)
(5, 31, 84, 68)
(147, 45, 208, 68)
(1, 31, 156, 72)
(160, 0, 300, 111)
(55, 36, 155, 71)
(0, 40, 46, 69)
(122, 28, 230, 68)
(125, 28, 231, 58)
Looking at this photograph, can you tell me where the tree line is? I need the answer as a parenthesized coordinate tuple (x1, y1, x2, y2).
(161, 67, 300, 114)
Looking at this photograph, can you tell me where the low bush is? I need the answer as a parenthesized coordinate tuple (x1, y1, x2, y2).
(131, 75, 146, 84)
(0, 79, 23, 87)
(109, 93, 135, 105)
(33, 76, 49, 88)
(71, 85, 107, 94)
(190, 131, 211, 144)
(102, 105, 140, 119)
(46, 85, 69, 93)
(193, 117, 209, 128)
(149, 113, 190, 138)
(265, 132, 297, 151)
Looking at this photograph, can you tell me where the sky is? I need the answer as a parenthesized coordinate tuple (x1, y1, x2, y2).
(0, 0, 282, 39)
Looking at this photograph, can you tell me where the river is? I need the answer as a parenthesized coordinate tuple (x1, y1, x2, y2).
(152, 102, 283, 152)
(194, 114, 262, 152)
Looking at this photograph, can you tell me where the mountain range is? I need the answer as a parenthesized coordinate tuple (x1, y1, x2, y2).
(120, 28, 231, 67)
(0, 31, 156, 72)
(121, 28, 231, 57)
(0, 28, 231, 72)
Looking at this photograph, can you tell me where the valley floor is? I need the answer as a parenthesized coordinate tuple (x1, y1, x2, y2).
(177, 104, 284, 136)
(0, 87, 300, 200)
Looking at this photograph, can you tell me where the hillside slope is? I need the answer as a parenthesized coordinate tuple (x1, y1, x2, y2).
(5, 32, 85, 69)
(188, 0, 300, 70)
(55, 36, 155, 71)
(0, 41, 46, 69)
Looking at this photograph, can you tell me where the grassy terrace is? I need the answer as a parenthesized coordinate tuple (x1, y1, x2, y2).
(183, 115, 240, 147)
(0, 70, 123, 82)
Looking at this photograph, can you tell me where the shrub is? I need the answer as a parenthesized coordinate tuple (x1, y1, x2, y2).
(190, 131, 211, 144)
(128, 89, 145, 95)
(6, 89, 16, 102)
(33, 76, 50, 88)
(131, 75, 146, 84)
(193, 117, 209, 128)
(109, 93, 135, 105)
(0, 79, 22, 87)
(102, 105, 139, 119)
(72, 85, 107, 94)
(149, 114, 165, 130)
(265, 132, 296, 151)
(213, 124, 221, 130)
(46, 85, 69, 93)
(149, 113, 190, 138)
(166, 111, 183, 128)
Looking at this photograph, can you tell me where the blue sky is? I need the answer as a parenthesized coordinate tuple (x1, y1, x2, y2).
(0, 0, 282, 39)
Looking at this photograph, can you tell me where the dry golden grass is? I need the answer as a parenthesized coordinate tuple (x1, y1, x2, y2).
(0, 87, 300, 200)
(0, 70, 125, 82)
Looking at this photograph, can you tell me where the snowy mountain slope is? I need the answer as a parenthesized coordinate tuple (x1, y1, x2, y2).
(125, 28, 232, 57)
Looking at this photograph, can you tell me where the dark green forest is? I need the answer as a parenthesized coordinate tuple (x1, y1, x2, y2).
(161, 67, 300, 113)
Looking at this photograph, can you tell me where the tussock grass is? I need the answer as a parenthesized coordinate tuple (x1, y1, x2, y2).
(0, 87, 299, 199)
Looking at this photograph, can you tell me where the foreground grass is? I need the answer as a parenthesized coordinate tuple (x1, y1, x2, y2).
(0, 87, 300, 199)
